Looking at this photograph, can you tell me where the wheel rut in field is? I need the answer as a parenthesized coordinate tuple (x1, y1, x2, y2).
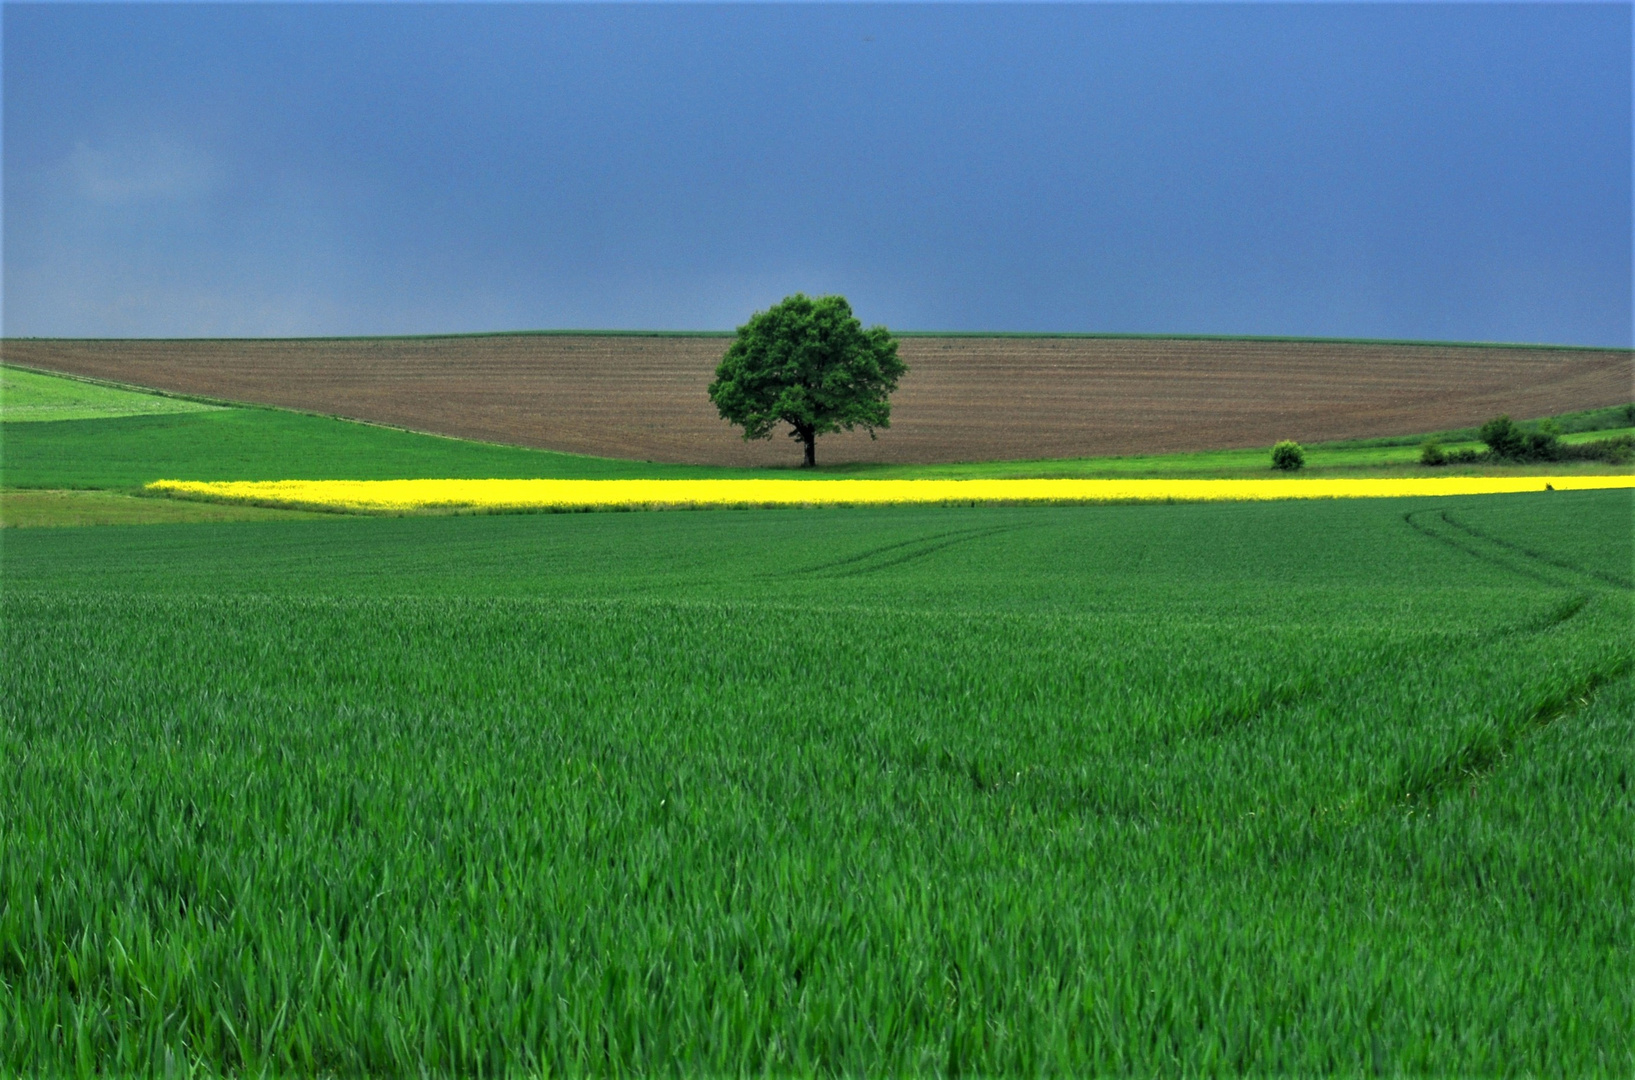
(1392, 661, 1633, 809)
(1393, 506, 1630, 810)
(1162, 585, 1594, 756)
(1152, 678, 1328, 748)
(1403, 508, 1608, 591)
(1438, 510, 1633, 591)
(780, 524, 1023, 579)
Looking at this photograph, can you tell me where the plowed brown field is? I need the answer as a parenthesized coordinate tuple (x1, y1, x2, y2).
(5, 335, 1629, 466)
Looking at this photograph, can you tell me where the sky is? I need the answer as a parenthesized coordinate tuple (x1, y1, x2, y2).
(3, 2, 1630, 345)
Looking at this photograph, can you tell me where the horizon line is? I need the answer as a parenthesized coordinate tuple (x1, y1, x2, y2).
(1, 330, 1628, 352)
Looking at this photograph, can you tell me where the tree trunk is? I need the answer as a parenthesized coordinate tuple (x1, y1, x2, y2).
(803, 430, 816, 468)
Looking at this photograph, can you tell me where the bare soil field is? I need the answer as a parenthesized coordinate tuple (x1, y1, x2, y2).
(4, 335, 1629, 466)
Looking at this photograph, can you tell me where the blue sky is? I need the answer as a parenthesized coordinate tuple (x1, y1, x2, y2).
(3, 3, 1630, 344)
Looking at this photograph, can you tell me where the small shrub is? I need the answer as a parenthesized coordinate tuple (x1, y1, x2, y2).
(1270, 440, 1305, 471)
(1419, 440, 1447, 466)
(1479, 415, 1525, 459)
(1523, 419, 1562, 460)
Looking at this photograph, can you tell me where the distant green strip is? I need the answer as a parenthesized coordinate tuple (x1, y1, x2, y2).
(1, 365, 220, 423)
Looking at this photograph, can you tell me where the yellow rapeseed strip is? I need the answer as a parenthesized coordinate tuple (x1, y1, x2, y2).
(146, 475, 1635, 512)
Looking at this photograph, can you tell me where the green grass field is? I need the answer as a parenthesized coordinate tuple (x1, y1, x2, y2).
(4, 490, 1633, 1074)
(0, 365, 223, 423)
(3, 362, 1633, 1073)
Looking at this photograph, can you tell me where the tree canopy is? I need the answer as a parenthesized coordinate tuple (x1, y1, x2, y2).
(707, 294, 906, 467)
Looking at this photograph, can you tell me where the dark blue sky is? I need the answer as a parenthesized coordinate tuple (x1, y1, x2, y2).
(4, 3, 1630, 344)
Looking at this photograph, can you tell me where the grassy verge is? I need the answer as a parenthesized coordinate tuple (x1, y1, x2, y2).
(830, 427, 1635, 479)
(0, 489, 329, 528)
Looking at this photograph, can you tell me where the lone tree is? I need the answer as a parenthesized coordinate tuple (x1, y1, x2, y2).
(708, 293, 906, 468)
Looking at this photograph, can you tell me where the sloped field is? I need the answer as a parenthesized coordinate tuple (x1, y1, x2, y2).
(5, 334, 1628, 465)
(0, 364, 219, 422)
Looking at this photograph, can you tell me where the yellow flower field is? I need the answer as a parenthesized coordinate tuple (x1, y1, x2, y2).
(146, 475, 1635, 513)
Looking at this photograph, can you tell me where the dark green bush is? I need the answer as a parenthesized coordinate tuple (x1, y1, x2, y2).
(1474, 415, 1629, 464)
(1523, 419, 1562, 459)
(1479, 415, 1526, 459)
(1270, 440, 1305, 471)
(1565, 434, 1634, 465)
(1419, 440, 1447, 466)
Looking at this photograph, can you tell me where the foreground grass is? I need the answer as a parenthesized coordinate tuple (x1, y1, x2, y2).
(4, 491, 1631, 1073)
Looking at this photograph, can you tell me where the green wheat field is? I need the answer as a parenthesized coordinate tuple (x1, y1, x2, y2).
(2, 368, 1632, 1074)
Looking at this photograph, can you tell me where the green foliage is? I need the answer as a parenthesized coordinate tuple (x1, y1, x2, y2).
(3, 492, 1633, 1073)
(1475, 414, 1634, 465)
(1524, 418, 1562, 459)
(1479, 415, 1526, 459)
(708, 294, 906, 466)
(1418, 440, 1446, 466)
(1270, 439, 1305, 470)
(1554, 432, 1635, 466)
(1582, 433, 1635, 465)
(1550, 401, 1635, 435)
